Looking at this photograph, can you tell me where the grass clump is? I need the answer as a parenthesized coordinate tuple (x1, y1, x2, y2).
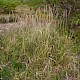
(0, 14, 19, 23)
(0, 25, 80, 80)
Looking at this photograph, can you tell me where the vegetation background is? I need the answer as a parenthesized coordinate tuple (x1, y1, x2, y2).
(0, 0, 80, 80)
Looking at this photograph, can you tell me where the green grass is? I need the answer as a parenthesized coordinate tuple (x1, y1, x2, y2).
(0, 25, 80, 80)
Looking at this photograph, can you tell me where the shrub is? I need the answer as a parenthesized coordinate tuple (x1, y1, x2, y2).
(0, 0, 22, 13)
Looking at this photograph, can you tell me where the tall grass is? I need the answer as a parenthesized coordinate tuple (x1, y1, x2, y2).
(0, 23, 80, 80)
(0, 5, 80, 80)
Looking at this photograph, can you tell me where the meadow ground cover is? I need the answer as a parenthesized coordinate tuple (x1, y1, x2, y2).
(0, 3, 80, 80)
(0, 21, 80, 80)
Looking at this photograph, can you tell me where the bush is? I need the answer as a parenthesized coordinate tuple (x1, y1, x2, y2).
(0, 0, 22, 13)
